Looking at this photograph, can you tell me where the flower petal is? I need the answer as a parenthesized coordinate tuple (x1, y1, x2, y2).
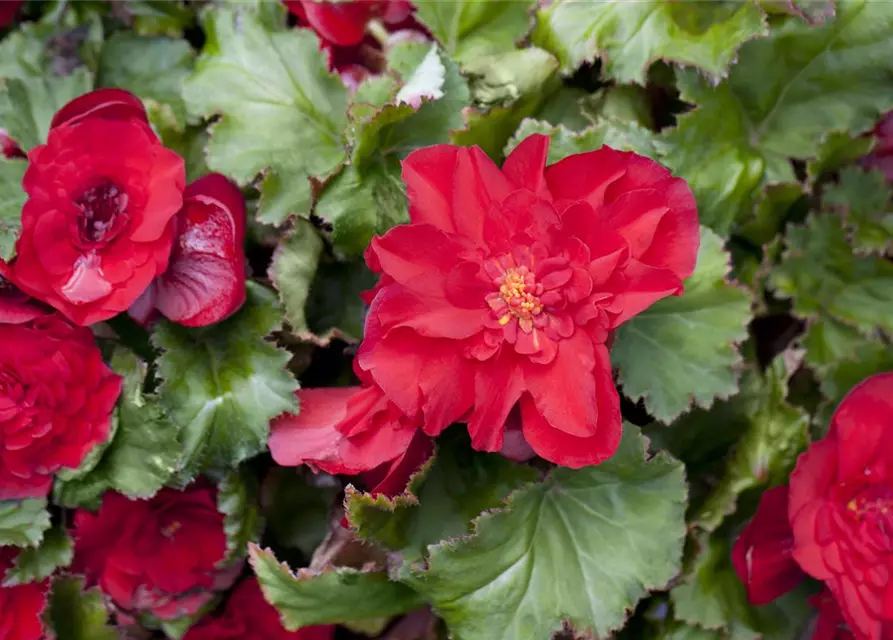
(50, 88, 148, 130)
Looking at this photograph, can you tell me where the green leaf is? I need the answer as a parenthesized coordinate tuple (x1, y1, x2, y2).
(736, 183, 805, 249)
(533, 0, 767, 83)
(250, 545, 425, 629)
(182, 8, 348, 224)
(0, 159, 26, 260)
(414, 0, 536, 63)
(580, 85, 654, 130)
(613, 228, 752, 423)
(218, 466, 264, 562)
(670, 532, 812, 640)
(46, 576, 117, 640)
(97, 32, 195, 132)
(304, 258, 378, 343)
(661, 1, 893, 233)
(0, 20, 97, 151)
(3, 526, 73, 587)
(269, 219, 325, 338)
(264, 468, 340, 556)
(505, 117, 663, 165)
(807, 130, 875, 184)
(153, 282, 299, 479)
(0, 499, 51, 547)
(451, 48, 559, 160)
(403, 426, 686, 640)
(54, 349, 181, 508)
(824, 167, 893, 255)
(770, 213, 893, 335)
(317, 45, 469, 256)
(691, 357, 809, 532)
(346, 428, 537, 563)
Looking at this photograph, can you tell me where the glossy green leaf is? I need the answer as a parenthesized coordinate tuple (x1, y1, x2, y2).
(613, 228, 752, 423)
(153, 282, 299, 479)
(661, 1, 893, 233)
(183, 8, 348, 224)
(269, 219, 325, 337)
(823, 167, 893, 255)
(0, 498, 51, 548)
(250, 545, 425, 629)
(414, 0, 536, 63)
(218, 466, 264, 562)
(97, 32, 195, 131)
(403, 426, 686, 639)
(46, 576, 117, 640)
(533, 0, 767, 82)
(3, 525, 73, 587)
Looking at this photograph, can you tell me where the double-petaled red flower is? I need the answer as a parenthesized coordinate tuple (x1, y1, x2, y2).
(356, 134, 699, 468)
(0, 289, 120, 499)
(73, 480, 241, 621)
(269, 379, 432, 496)
(129, 173, 247, 327)
(0, 547, 47, 640)
(183, 578, 334, 640)
(2, 89, 185, 326)
(732, 373, 893, 640)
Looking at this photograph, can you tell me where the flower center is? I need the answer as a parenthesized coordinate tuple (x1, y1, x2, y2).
(496, 266, 543, 332)
(845, 484, 893, 548)
(75, 181, 129, 246)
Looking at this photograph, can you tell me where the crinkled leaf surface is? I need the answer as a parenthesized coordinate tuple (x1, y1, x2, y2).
(153, 282, 299, 479)
(0, 498, 50, 547)
(414, 0, 536, 63)
(47, 576, 117, 640)
(250, 545, 425, 629)
(182, 7, 348, 224)
(661, 1, 893, 233)
(0, 159, 26, 260)
(823, 167, 893, 254)
(54, 349, 181, 508)
(0, 21, 95, 151)
(3, 525, 72, 587)
(269, 218, 324, 337)
(346, 429, 537, 562)
(770, 213, 893, 335)
(533, 0, 767, 83)
(97, 32, 195, 131)
(402, 426, 686, 640)
(613, 228, 752, 423)
(316, 46, 469, 256)
(218, 466, 264, 562)
(671, 532, 812, 640)
(506, 117, 663, 164)
(691, 358, 808, 532)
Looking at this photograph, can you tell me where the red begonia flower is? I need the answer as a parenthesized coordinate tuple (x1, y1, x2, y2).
(284, 0, 414, 46)
(0, 1, 23, 29)
(0, 313, 121, 499)
(3, 88, 185, 326)
(861, 112, 893, 182)
(129, 173, 247, 327)
(731, 485, 805, 605)
(184, 578, 334, 640)
(73, 480, 240, 621)
(812, 588, 857, 640)
(0, 129, 23, 159)
(0, 547, 47, 640)
(357, 134, 699, 467)
(789, 372, 893, 640)
(269, 384, 432, 496)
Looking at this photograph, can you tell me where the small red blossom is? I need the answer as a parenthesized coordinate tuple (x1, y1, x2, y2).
(269, 382, 432, 496)
(0, 1, 23, 30)
(0, 312, 121, 499)
(285, 0, 414, 47)
(3, 88, 186, 326)
(732, 485, 805, 605)
(861, 112, 893, 181)
(184, 577, 334, 640)
(0, 547, 47, 640)
(789, 372, 893, 640)
(0, 129, 23, 159)
(357, 134, 699, 468)
(129, 173, 247, 327)
(73, 480, 240, 621)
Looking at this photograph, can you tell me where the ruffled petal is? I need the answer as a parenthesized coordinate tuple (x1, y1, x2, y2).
(49, 88, 148, 130)
(501, 134, 550, 197)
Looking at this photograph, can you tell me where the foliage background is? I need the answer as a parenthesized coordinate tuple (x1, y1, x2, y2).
(1, 0, 892, 638)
